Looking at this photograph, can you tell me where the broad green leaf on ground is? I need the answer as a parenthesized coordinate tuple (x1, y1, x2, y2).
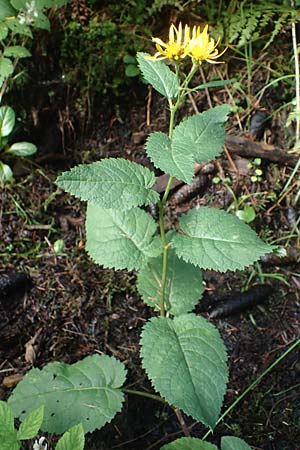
(8, 354, 126, 434)
(221, 436, 252, 450)
(161, 437, 218, 450)
(17, 405, 44, 440)
(172, 207, 272, 272)
(86, 204, 161, 271)
(7, 142, 37, 156)
(146, 131, 194, 184)
(140, 314, 228, 429)
(172, 105, 230, 163)
(0, 106, 15, 137)
(0, 400, 14, 433)
(137, 249, 204, 316)
(3, 46, 31, 58)
(56, 424, 85, 450)
(137, 52, 179, 99)
(56, 158, 159, 210)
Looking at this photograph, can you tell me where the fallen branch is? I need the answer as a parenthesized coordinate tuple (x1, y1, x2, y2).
(225, 135, 299, 165)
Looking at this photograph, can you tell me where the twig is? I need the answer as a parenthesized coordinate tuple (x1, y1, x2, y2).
(146, 85, 152, 126)
(199, 65, 213, 109)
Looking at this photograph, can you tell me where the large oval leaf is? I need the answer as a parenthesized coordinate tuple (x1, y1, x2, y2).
(161, 437, 218, 450)
(56, 158, 159, 210)
(140, 314, 228, 429)
(137, 52, 179, 99)
(86, 203, 162, 271)
(172, 207, 272, 272)
(221, 436, 252, 450)
(8, 354, 126, 434)
(137, 249, 204, 316)
(0, 105, 15, 137)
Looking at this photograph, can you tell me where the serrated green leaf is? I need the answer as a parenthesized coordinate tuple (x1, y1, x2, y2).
(7, 141, 37, 156)
(221, 436, 252, 450)
(86, 204, 161, 271)
(57, 158, 159, 210)
(137, 249, 204, 316)
(146, 132, 194, 184)
(4, 45, 31, 58)
(137, 52, 179, 99)
(17, 405, 44, 440)
(172, 207, 272, 272)
(8, 354, 127, 434)
(0, 161, 13, 182)
(0, 432, 20, 450)
(172, 105, 230, 163)
(0, 400, 14, 433)
(140, 314, 228, 429)
(56, 424, 85, 450)
(0, 106, 15, 136)
(161, 437, 218, 450)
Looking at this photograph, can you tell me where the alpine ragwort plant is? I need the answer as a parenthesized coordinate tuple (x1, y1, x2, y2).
(8, 24, 273, 449)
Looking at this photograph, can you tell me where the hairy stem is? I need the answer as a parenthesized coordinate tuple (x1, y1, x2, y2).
(158, 63, 198, 316)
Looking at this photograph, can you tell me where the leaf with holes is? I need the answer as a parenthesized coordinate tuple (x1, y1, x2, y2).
(56, 158, 159, 210)
(221, 436, 252, 450)
(172, 105, 230, 163)
(140, 314, 228, 429)
(8, 354, 127, 434)
(86, 203, 161, 271)
(146, 132, 194, 184)
(56, 424, 85, 450)
(137, 53, 179, 99)
(137, 249, 204, 315)
(171, 207, 272, 272)
(161, 437, 218, 450)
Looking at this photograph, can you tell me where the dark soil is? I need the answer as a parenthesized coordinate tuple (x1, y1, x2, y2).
(1, 71, 300, 450)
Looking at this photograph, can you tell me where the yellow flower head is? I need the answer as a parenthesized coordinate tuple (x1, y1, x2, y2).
(151, 22, 191, 61)
(187, 24, 226, 64)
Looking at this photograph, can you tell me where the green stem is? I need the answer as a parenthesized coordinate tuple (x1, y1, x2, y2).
(122, 388, 167, 404)
(158, 63, 198, 316)
(202, 338, 300, 440)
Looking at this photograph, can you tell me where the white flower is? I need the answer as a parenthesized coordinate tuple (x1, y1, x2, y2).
(33, 436, 48, 450)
